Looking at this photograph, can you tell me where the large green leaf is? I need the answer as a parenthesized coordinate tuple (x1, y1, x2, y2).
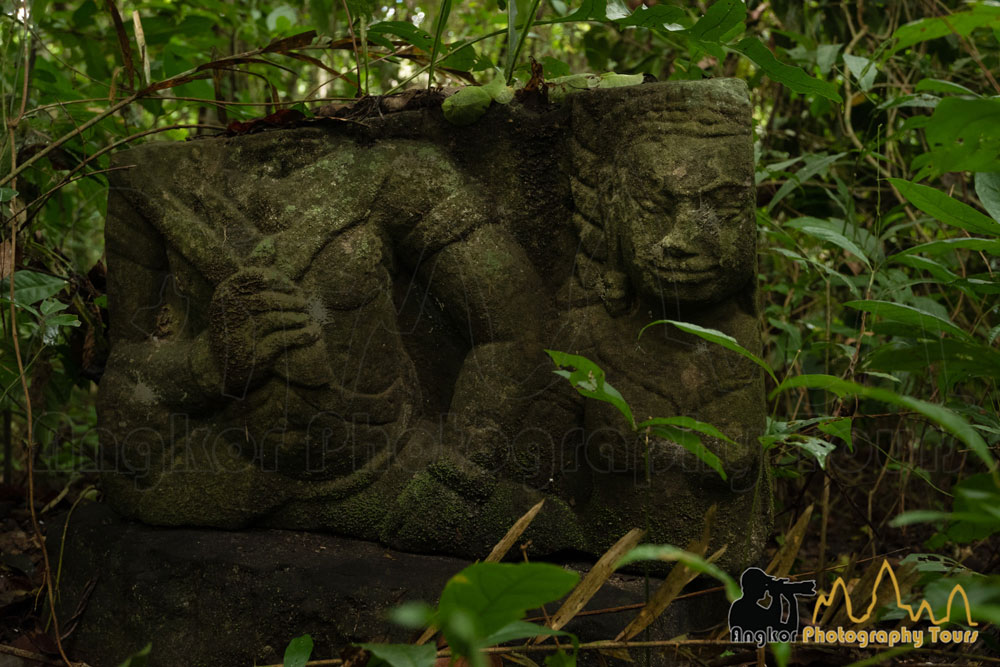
(844, 299, 971, 340)
(770, 375, 995, 469)
(546, 350, 635, 428)
(688, 0, 745, 43)
(912, 98, 1000, 176)
(732, 37, 842, 102)
(639, 320, 777, 384)
(889, 178, 1000, 236)
(0, 270, 68, 308)
(891, 5, 1000, 53)
(437, 562, 579, 640)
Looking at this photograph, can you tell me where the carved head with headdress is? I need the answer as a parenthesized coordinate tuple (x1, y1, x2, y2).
(568, 79, 756, 313)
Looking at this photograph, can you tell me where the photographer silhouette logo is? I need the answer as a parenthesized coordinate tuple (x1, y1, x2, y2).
(728, 567, 817, 647)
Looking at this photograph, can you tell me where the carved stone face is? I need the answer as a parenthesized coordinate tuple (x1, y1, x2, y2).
(607, 133, 755, 304)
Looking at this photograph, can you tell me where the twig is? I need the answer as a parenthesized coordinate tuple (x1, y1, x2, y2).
(0, 644, 90, 666)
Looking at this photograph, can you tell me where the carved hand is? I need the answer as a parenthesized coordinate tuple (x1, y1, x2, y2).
(208, 267, 325, 394)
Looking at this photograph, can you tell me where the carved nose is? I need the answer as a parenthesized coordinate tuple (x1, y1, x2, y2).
(657, 236, 698, 260)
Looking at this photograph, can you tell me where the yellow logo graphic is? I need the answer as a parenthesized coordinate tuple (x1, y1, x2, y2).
(811, 560, 978, 627)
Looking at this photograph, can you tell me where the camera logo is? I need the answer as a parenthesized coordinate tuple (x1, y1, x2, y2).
(728, 567, 816, 647)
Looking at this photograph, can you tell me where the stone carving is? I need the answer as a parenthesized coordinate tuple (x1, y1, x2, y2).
(98, 78, 770, 570)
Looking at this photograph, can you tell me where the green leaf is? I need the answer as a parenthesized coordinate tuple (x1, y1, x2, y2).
(688, 0, 746, 43)
(732, 37, 842, 103)
(359, 644, 436, 667)
(844, 299, 970, 340)
(482, 620, 577, 646)
(891, 238, 1000, 258)
(889, 178, 1000, 236)
(483, 73, 514, 104)
(0, 270, 67, 307)
(768, 153, 848, 211)
(117, 643, 152, 667)
(891, 6, 1000, 53)
(441, 87, 493, 125)
(545, 650, 576, 667)
(784, 216, 872, 268)
(283, 634, 313, 667)
(769, 375, 995, 469)
(616, 5, 686, 30)
(0, 187, 17, 202)
(914, 78, 980, 97)
(818, 417, 853, 452)
(649, 425, 727, 480)
(369, 21, 434, 50)
(788, 436, 836, 469)
(266, 5, 298, 32)
(546, 350, 635, 428)
(616, 545, 741, 601)
(639, 320, 777, 384)
(975, 172, 1000, 223)
(389, 601, 434, 629)
(843, 53, 877, 92)
(912, 98, 1000, 176)
(437, 562, 579, 640)
(637, 416, 736, 444)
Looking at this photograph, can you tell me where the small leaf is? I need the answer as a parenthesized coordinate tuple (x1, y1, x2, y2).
(441, 86, 492, 125)
(843, 53, 877, 92)
(359, 643, 436, 667)
(483, 74, 514, 104)
(546, 350, 635, 428)
(545, 650, 576, 667)
(639, 320, 777, 384)
(650, 425, 727, 480)
(818, 417, 853, 452)
(788, 436, 836, 469)
(732, 37, 842, 102)
(283, 634, 313, 667)
(0, 187, 17, 202)
(389, 602, 434, 629)
(117, 643, 152, 667)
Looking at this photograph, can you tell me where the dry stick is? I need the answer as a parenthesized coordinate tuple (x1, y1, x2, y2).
(0, 643, 90, 666)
